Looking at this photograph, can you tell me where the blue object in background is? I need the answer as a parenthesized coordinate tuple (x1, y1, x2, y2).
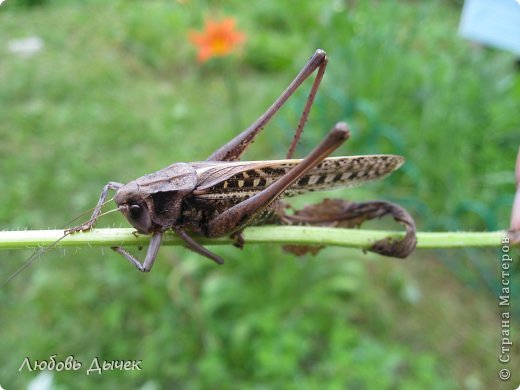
(459, 0, 520, 56)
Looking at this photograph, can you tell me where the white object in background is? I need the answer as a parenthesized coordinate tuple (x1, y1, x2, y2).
(27, 372, 54, 390)
(459, 0, 520, 56)
(7, 36, 44, 57)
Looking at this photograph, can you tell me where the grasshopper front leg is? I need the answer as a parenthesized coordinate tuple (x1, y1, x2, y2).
(111, 228, 224, 272)
(205, 123, 350, 237)
(66, 181, 123, 234)
(112, 232, 163, 272)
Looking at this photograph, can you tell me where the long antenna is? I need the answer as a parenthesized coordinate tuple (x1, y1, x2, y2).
(1, 202, 120, 288)
(0, 233, 69, 288)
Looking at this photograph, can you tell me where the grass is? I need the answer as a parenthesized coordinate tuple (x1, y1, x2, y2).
(1, 0, 519, 388)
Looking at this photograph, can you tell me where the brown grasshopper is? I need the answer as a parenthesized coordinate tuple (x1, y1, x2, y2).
(65, 49, 416, 271)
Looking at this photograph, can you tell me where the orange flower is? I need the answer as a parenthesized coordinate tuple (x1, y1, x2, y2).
(188, 18, 246, 63)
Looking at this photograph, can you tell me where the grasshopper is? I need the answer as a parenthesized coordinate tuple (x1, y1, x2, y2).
(65, 49, 415, 271)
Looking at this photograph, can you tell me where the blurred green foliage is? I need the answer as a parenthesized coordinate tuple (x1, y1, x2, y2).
(0, 0, 518, 388)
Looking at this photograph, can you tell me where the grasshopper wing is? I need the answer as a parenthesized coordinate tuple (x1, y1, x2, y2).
(191, 155, 404, 200)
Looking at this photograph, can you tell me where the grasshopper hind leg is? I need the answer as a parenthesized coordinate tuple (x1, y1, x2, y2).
(207, 49, 328, 162)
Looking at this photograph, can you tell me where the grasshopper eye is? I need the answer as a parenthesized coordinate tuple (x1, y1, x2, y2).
(121, 202, 152, 234)
(129, 204, 142, 219)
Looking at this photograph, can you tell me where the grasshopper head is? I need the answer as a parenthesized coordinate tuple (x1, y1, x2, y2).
(114, 163, 198, 233)
(114, 183, 153, 234)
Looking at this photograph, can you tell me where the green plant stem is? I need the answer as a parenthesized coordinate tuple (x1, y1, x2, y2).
(0, 227, 515, 251)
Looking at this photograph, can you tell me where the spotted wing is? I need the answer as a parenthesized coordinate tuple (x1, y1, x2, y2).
(190, 155, 404, 201)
